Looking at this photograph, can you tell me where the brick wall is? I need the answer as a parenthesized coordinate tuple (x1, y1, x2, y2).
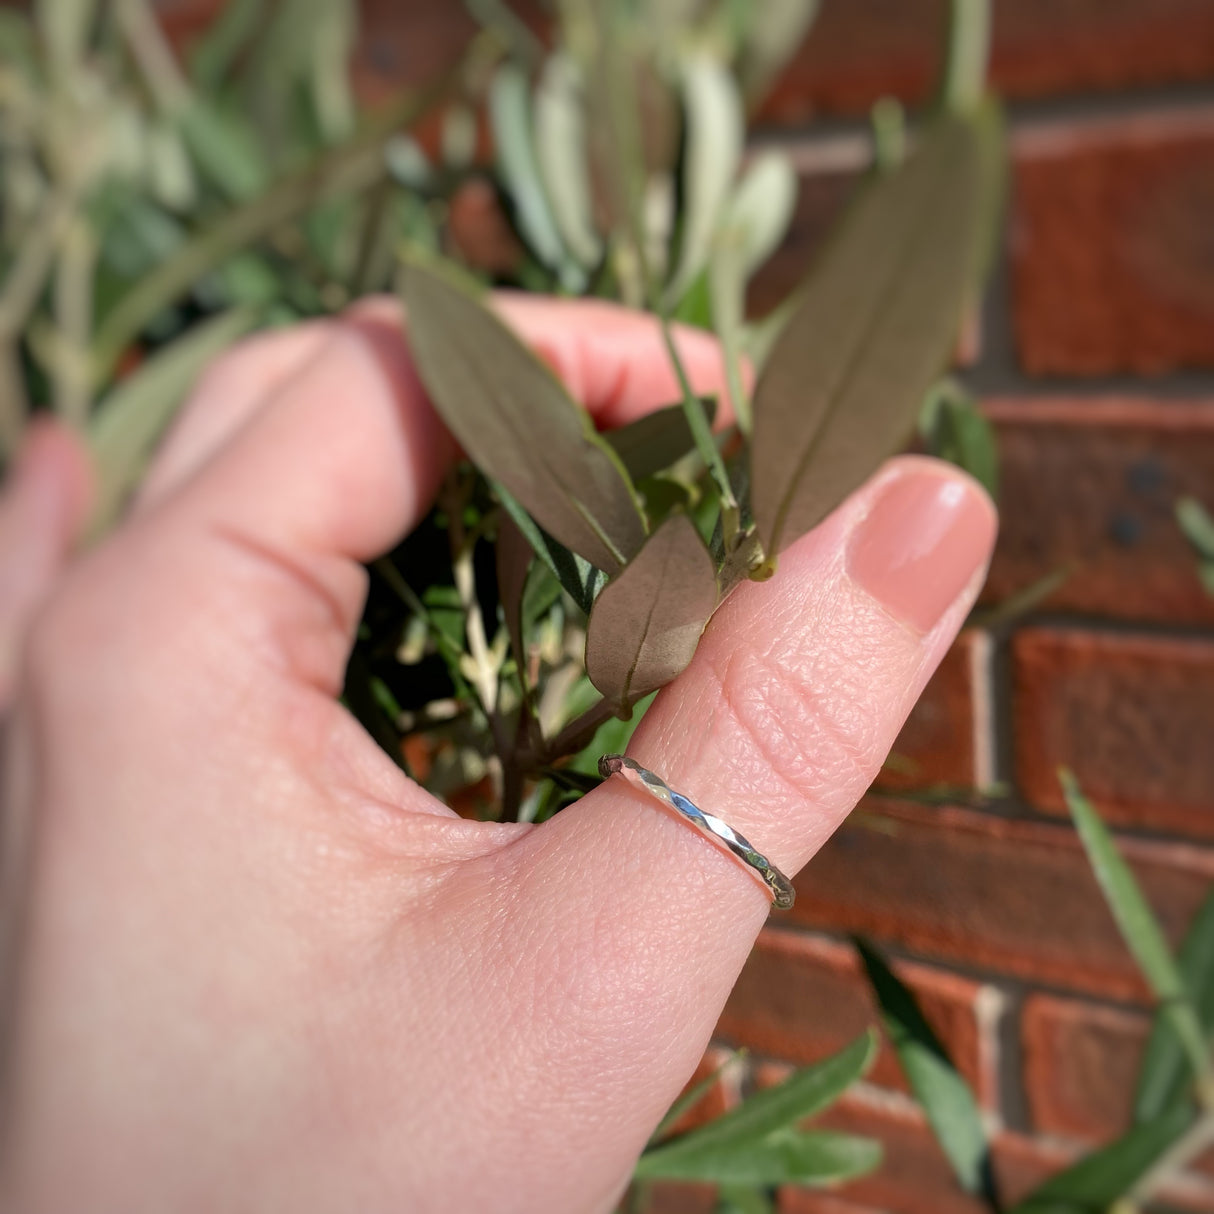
(156, 1, 1214, 1208)
(723, 3, 1214, 1211)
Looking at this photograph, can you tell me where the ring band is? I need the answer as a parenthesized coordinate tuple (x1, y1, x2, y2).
(597, 754, 795, 910)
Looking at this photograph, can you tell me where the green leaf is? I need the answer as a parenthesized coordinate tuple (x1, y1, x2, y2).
(644, 1031, 877, 1169)
(665, 53, 744, 307)
(1136, 888, 1214, 1121)
(87, 308, 259, 536)
(602, 398, 717, 482)
(489, 62, 581, 291)
(1177, 497, 1214, 561)
(635, 1129, 880, 1187)
(1010, 1103, 1193, 1213)
(735, 0, 820, 105)
(714, 1188, 772, 1214)
(749, 106, 1000, 558)
(1061, 770, 1210, 1086)
(492, 480, 607, 617)
(402, 261, 646, 573)
(920, 380, 999, 500)
(584, 513, 718, 712)
(856, 939, 991, 1195)
(534, 53, 602, 270)
(188, 0, 261, 90)
(179, 103, 269, 201)
(495, 511, 533, 679)
(650, 1050, 746, 1147)
(720, 151, 799, 281)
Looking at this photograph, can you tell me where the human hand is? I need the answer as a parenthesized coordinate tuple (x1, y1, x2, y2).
(0, 298, 995, 1213)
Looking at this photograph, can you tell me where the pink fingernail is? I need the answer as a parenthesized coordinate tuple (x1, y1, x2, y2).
(847, 464, 997, 634)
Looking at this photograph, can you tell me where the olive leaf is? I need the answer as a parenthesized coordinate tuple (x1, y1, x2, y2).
(585, 513, 718, 712)
(602, 397, 717, 482)
(87, 306, 259, 536)
(750, 106, 1000, 557)
(402, 261, 647, 573)
(664, 52, 744, 307)
(534, 52, 602, 270)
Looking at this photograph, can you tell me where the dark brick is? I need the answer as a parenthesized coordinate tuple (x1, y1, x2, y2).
(718, 929, 1002, 1108)
(1013, 627, 1214, 837)
(982, 398, 1214, 628)
(758, 0, 1214, 124)
(877, 631, 990, 795)
(789, 801, 1214, 1001)
(1012, 108, 1214, 376)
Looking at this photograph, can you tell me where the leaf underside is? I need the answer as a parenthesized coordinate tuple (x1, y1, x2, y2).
(750, 108, 998, 557)
(585, 512, 718, 712)
(402, 261, 645, 572)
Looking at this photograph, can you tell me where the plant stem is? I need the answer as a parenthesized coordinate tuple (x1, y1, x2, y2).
(942, 0, 991, 115)
(517, 694, 619, 771)
(114, 0, 191, 114)
(0, 189, 74, 340)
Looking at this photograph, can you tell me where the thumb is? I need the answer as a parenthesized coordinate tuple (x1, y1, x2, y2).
(0, 420, 93, 710)
(493, 456, 996, 1205)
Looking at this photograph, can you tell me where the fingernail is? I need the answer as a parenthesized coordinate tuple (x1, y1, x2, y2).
(847, 464, 997, 634)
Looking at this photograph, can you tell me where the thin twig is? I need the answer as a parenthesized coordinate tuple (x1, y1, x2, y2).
(114, 0, 192, 114)
(51, 216, 96, 427)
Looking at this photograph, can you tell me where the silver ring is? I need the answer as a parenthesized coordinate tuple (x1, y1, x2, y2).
(597, 754, 795, 910)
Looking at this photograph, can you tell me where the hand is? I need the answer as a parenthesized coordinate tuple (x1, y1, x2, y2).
(0, 298, 996, 1213)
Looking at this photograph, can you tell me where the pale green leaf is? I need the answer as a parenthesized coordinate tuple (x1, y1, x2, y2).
(735, 0, 820, 105)
(1177, 497, 1214, 560)
(750, 107, 1000, 557)
(857, 939, 991, 1195)
(1136, 888, 1214, 1121)
(635, 1129, 880, 1187)
(1061, 770, 1210, 1084)
(664, 53, 744, 307)
(585, 513, 717, 711)
(489, 62, 581, 290)
(1010, 1103, 1192, 1213)
(403, 262, 646, 573)
(188, 0, 260, 90)
(721, 152, 798, 281)
(645, 1031, 877, 1167)
(87, 308, 259, 535)
(179, 102, 268, 201)
(534, 53, 602, 270)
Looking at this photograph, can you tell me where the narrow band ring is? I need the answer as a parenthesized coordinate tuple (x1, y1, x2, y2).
(597, 754, 795, 910)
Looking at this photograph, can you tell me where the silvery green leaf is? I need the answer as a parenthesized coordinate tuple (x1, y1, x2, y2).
(1177, 497, 1214, 560)
(750, 107, 1000, 557)
(721, 151, 798, 280)
(664, 52, 744, 307)
(403, 262, 646, 573)
(534, 53, 602, 270)
(585, 513, 717, 712)
(489, 62, 582, 290)
(87, 308, 258, 535)
(735, 0, 820, 105)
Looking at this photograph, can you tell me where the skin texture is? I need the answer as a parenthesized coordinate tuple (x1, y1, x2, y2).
(0, 297, 996, 1214)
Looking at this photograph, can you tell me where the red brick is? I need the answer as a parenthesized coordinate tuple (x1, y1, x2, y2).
(758, 0, 1214, 124)
(982, 399, 1214, 628)
(1012, 107, 1214, 376)
(1013, 627, 1214, 838)
(637, 1181, 717, 1214)
(1021, 992, 1149, 1142)
(1022, 992, 1214, 1180)
(876, 631, 990, 795)
(718, 930, 1002, 1109)
(789, 801, 1214, 1002)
